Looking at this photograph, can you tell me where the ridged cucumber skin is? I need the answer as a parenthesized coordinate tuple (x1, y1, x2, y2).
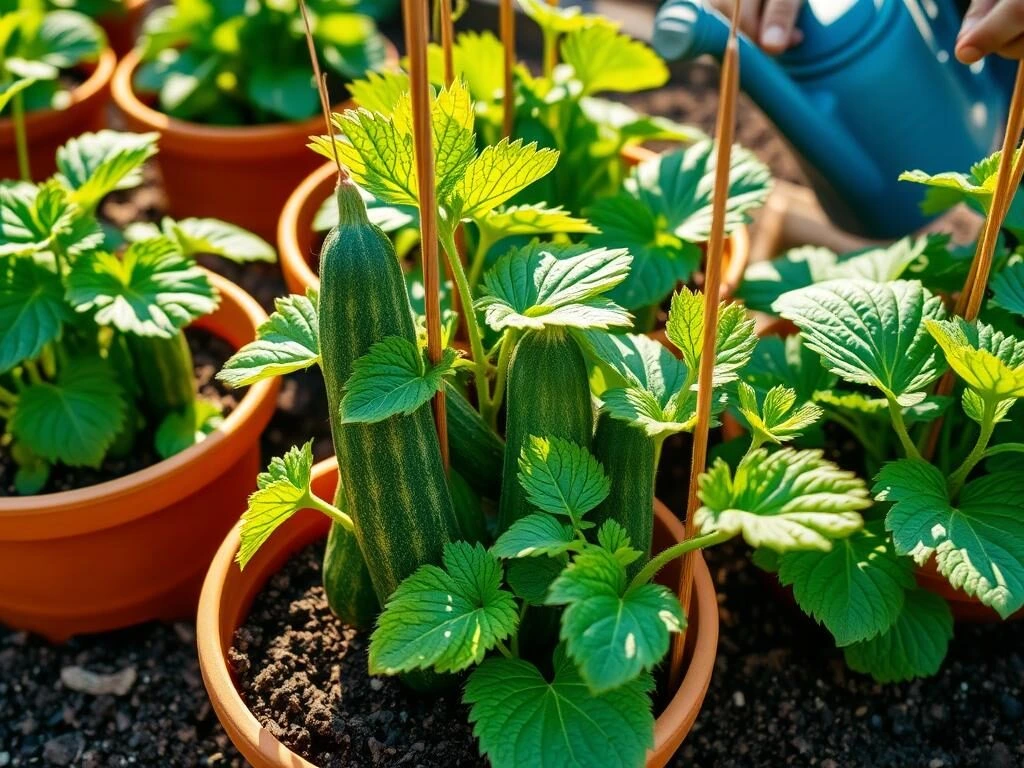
(591, 412, 656, 575)
(498, 328, 593, 532)
(446, 383, 504, 499)
(322, 484, 379, 629)
(319, 180, 460, 607)
(449, 468, 487, 544)
(127, 331, 196, 421)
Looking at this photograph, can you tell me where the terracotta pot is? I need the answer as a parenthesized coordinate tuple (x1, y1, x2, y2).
(111, 47, 395, 240)
(278, 149, 752, 298)
(198, 458, 719, 768)
(0, 273, 280, 642)
(0, 47, 115, 181)
(99, 0, 148, 58)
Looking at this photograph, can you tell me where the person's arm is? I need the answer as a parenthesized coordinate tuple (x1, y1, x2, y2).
(956, 0, 1024, 63)
(707, 0, 804, 53)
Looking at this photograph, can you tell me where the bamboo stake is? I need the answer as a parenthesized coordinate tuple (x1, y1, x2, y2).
(500, 0, 515, 137)
(403, 0, 450, 469)
(439, 0, 455, 86)
(922, 60, 1024, 459)
(298, 0, 346, 184)
(668, 1, 742, 691)
(545, 0, 559, 74)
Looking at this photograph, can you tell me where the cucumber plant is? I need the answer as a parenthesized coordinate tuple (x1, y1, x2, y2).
(135, 0, 387, 125)
(0, 129, 275, 495)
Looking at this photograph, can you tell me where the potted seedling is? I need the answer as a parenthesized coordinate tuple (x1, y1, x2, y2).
(715, 148, 1024, 683)
(0, 5, 113, 180)
(110, 0, 394, 238)
(0, 129, 280, 641)
(196, 15, 871, 759)
(277, 0, 769, 321)
(46, 0, 149, 57)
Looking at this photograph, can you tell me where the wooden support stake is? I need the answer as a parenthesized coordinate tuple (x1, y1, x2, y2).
(500, 0, 515, 137)
(439, 0, 455, 86)
(403, 0, 450, 469)
(668, 1, 742, 691)
(298, 0, 346, 184)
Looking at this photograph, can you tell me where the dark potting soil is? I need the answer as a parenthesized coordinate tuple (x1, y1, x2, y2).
(229, 542, 487, 768)
(0, 328, 237, 497)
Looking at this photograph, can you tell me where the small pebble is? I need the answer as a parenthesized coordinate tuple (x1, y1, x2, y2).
(369, 677, 384, 692)
(929, 759, 945, 768)
(60, 666, 137, 697)
(732, 691, 746, 707)
(42, 734, 82, 766)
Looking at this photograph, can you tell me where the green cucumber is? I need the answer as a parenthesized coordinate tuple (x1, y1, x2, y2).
(498, 327, 593, 532)
(127, 331, 196, 421)
(591, 412, 656, 574)
(322, 491, 379, 629)
(446, 382, 504, 499)
(319, 179, 460, 607)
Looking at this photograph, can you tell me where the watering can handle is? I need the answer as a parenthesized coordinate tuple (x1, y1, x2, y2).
(653, 0, 886, 198)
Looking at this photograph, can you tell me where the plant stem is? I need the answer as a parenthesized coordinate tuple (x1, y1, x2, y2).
(494, 639, 514, 659)
(629, 529, 729, 590)
(439, 223, 491, 409)
(983, 442, 1024, 459)
(305, 493, 355, 532)
(468, 222, 496, 293)
(542, 29, 557, 78)
(22, 360, 43, 386)
(948, 399, 997, 495)
(887, 396, 922, 461)
(482, 328, 518, 427)
(0, 385, 17, 405)
(12, 91, 30, 182)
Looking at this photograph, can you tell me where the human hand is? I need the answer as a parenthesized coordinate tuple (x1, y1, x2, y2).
(706, 0, 805, 54)
(956, 0, 1024, 64)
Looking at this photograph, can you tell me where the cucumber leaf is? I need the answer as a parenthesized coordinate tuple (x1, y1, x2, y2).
(23, 10, 103, 69)
(736, 381, 823, 446)
(345, 69, 409, 116)
(547, 547, 684, 693)
(491, 513, 576, 559)
(991, 262, 1024, 317)
(924, 317, 1024, 402)
(464, 646, 654, 768)
(10, 358, 126, 468)
(154, 398, 223, 459)
(664, 287, 756, 386)
(560, 24, 667, 95)
(56, 131, 159, 211)
(696, 448, 869, 552)
(518, 435, 610, 525)
(842, 588, 953, 683)
(451, 138, 559, 220)
(218, 290, 320, 388)
(165, 217, 275, 263)
(0, 181, 102, 258)
(0, 256, 70, 374)
(506, 555, 564, 605)
(773, 279, 946, 405)
(237, 442, 316, 569)
(578, 330, 687, 397)
(777, 521, 914, 646)
(476, 241, 632, 332)
(66, 239, 218, 338)
(600, 385, 726, 438)
(337, 337, 460, 424)
(876, 460, 1024, 618)
(597, 520, 643, 567)
(516, 0, 610, 33)
(369, 542, 519, 675)
(478, 203, 597, 240)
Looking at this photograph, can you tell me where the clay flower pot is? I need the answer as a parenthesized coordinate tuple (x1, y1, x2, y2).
(111, 48, 396, 241)
(198, 458, 719, 768)
(99, 0, 148, 58)
(0, 47, 116, 181)
(278, 149, 751, 300)
(0, 273, 280, 642)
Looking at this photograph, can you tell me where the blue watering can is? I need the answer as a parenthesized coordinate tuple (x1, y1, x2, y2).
(653, 0, 1009, 238)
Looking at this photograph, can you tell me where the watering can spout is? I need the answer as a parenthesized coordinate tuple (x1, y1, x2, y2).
(652, 0, 1003, 239)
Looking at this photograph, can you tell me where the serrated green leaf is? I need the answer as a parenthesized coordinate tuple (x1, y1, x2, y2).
(337, 337, 459, 424)
(56, 131, 159, 211)
(518, 435, 611, 523)
(0, 256, 69, 374)
(737, 381, 823, 445)
(425, 30, 504, 105)
(696, 448, 869, 551)
(777, 521, 913, 646)
(492, 513, 576, 558)
(925, 317, 1024, 401)
(25, 10, 103, 69)
(665, 287, 756, 386)
(579, 97, 704, 144)
(369, 542, 519, 675)
(842, 588, 953, 683)
(154, 399, 223, 459)
(464, 646, 654, 768)
(740, 334, 837, 402)
(452, 138, 559, 219)
(774, 279, 946, 405)
(601, 385, 724, 438)
(561, 24, 667, 95)
(218, 290, 320, 388)
(166, 217, 275, 263)
(476, 241, 632, 332)
(517, 0, 611, 33)
(0, 181, 102, 258)
(247, 66, 317, 122)
(10, 359, 126, 468)
(346, 68, 409, 115)
(478, 203, 597, 240)
(506, 555, 565, 605)
(579, 330, 688, 399)
(991, 262, 1024, 317)
(877, 460, 1024, 618)
(597, 520, 643, 567)
(66, 239, 218, 338)
(237, 442, 316, 569)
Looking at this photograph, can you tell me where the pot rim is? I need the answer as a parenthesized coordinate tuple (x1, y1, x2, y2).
(278, 149, 752, 298)
(0, 272, 278, 535)
(0, 46, 117, 137)
(197, 458, 719, 768)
